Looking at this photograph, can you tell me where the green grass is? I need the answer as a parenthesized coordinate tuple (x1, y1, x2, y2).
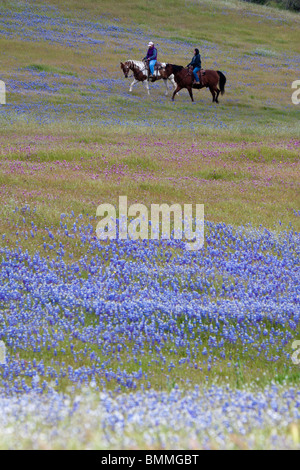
(25, 64, 78, 76)
(251, 48, 278, 57)
(40, 0, 300, 52)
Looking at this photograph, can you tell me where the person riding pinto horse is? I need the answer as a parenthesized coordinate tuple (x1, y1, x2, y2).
(143, 41, 158, 80)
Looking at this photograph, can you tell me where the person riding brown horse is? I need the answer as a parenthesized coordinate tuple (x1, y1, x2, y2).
(187, 48, 202, 86)
(159, 63, 226, 103)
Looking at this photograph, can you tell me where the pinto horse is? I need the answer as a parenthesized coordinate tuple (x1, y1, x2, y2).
(120, 60, 177, 96)
(160, 64, 226, 103)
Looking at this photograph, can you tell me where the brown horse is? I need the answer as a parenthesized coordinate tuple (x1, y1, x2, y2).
(159, 64, 226, 103)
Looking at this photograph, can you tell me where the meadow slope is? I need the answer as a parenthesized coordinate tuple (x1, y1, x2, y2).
(0, 0, 299, 450)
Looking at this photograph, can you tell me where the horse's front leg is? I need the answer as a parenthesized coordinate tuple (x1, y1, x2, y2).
(187, 86, 194, 102)
(129, 78, 138, 93)
(170, 76, 179, 95)
(172, 85, 181, 101)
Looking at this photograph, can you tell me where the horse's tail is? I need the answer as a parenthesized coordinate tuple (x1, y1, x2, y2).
(217, 71, 226, 95)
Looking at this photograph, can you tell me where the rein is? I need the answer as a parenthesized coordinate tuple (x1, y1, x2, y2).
(128, 61, 148, 78)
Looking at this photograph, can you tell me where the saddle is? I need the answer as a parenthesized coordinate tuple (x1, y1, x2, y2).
(146, 61, 163, 81)
(154, 61, 163, 72)
(190, 68, 205, 87)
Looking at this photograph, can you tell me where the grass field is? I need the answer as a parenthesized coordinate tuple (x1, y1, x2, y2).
(0, 0, 299, 450)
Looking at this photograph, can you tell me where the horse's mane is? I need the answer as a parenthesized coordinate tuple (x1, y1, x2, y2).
(168, 64, 184, 73)
(127, 60, 167, 70)
(126, 60, 145, 70)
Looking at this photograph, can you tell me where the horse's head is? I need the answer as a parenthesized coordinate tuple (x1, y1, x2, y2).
(120, 61, 131, 78)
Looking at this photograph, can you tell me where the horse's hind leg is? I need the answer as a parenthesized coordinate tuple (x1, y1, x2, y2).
(143, 79, 150, 96)
(215, 89, 220, 103)
(209, 86, 216, 102)
(163, 79, 169, 96)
